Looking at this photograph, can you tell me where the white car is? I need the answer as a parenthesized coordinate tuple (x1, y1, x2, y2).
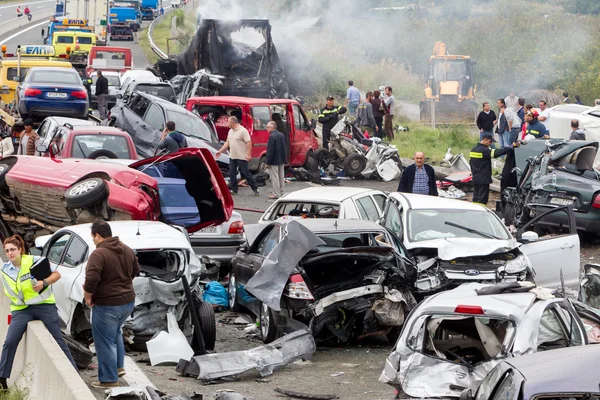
(89, 70, 121, 107)
(380, 282, 600, 398)
(119, 69, 162, 90)
(379, 193, 580, 294)
(36, 221, 216, 352)
(258, 186, 388, 224)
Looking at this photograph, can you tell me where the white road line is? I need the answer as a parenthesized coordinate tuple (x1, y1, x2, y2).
(36, 5, 46, 8)
(0, 0, 54, 11)
(0, 19, 47, 45)
(122, 356, 155, 389)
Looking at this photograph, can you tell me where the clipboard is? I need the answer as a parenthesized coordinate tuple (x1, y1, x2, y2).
(30, 258, 52, 281)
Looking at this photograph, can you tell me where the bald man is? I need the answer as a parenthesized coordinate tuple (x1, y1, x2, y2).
(397, 152, 438, 196)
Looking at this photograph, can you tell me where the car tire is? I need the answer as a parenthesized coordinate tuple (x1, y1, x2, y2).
(259, 302, 278, 344)
(228, 270, 243, 312)
(312, 148, 332, 168)
(62, 334, 93, 369)
(196, 300, 216, 351)
(127, 334, 153, 352)
(304, 154, 319, 173)
(0, 163, 10, 190)
(64, 178, 108, 209)
(87, 150, 118, 160)
(257, 156, 267, 174)
(343, 153, 367, 178)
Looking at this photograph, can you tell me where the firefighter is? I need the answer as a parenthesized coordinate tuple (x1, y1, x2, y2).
(317, 96, 347, 150)
(469, 133, 512, 206)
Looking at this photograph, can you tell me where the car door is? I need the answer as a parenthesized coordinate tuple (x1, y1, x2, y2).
(43, 232, 75, 326)
(354, 194, 381, 221)
(380, 198, 405, 242)
(517, 206, 580, 288)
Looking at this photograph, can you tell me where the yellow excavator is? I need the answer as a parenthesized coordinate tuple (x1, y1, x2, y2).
(420, 41, 477, 123)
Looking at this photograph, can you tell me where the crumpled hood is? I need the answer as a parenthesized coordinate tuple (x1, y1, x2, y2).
(406, 237, 519, 260)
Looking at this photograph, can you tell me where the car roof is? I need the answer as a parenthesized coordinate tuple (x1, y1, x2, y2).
(46, 117, 96, 126)
(188, 96, 299, 106)
(68, 126, 130, 136)
(294, 218, 386, 233)
(279, 186, 381, 203)
(390, 192, 487, 211)
(28, 66, 78, 73)
(417, 283, 537, 321)
(504, 345, 600, 397)
(59, 221, 190, 250)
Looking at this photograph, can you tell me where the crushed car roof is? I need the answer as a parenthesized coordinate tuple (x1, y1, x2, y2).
(417, 283, 537, 321)
(278, 187, 382, 203)
(391, 192, 489, 211)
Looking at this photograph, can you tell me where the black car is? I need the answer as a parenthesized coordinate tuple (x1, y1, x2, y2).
(228, 219, 417, 344)
(104, 91, 231, 175)
(461, 345, 600, 400)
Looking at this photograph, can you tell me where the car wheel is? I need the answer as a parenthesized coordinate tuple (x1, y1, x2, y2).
(257, 156, 267, 174)
(127, 334, 153, 352)
(304, 154, 319, 173)
(259, 302, 278, 344)
(64, 178, 108, 209)
(343, 153, 367, 178)
(312, 148, 332, 168)
(0, 163, 10, 190)
(228, 270, 243, 312)
(87, 150, 118, 160)
(196, 300, 216, 351)
(62, 334, 93, 369)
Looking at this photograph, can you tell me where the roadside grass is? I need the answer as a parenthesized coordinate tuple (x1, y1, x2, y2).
(140, 9, 194, 65)
(391, 123, 475, 164)
(0, 386, 29, 400)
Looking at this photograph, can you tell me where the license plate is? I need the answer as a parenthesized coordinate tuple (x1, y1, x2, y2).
(550, 197, 574, 206)
(46, 92, 68, 99)
(198, 226, 217, 233)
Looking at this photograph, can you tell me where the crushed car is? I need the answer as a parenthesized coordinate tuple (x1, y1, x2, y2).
(380, 193, 580, 296)
(380, 282, 600, 399)
(229, 219, 417, 344)
(0, 147, 233, 245)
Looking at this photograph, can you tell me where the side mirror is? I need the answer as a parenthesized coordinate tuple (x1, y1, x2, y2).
(36, 144, 47, 153)
(520, 231, 539, 243)
(12, 76, 19, 82)
(237, 242, 249, 253)
(29, 246, 43, 256)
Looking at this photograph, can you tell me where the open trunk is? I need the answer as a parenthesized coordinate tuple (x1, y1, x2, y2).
(137, 249, 186, 282)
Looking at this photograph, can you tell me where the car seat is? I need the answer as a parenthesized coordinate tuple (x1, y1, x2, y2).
(271, 113, 286, 134)
(341, 237, 363, 248)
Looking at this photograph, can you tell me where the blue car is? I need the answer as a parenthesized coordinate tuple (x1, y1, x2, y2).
(16, 67, 89, 121)
(154, 177, 201, 227)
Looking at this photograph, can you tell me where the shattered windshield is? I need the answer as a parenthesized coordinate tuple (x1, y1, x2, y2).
(407, 209, 511, 242)
(166, 110, 217, 143)
(315, 231, 389, 250)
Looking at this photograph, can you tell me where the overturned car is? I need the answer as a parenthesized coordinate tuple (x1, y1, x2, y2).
(229, 219, 417, 344)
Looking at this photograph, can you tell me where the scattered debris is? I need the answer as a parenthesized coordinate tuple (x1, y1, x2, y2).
(273, 387, 340, 400)
(214, 390, 254, 400)
(329, 372, 344, 377)
(255, 378, 271, 383)
(146, 310, 194, 366)
(202, 281, 229, 308)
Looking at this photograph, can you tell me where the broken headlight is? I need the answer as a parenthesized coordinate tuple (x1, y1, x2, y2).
(504, 255, 529, 274)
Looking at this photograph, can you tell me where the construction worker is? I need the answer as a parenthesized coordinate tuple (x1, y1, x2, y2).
(469, 133, 512, 206)
(318, 96, 346, 150)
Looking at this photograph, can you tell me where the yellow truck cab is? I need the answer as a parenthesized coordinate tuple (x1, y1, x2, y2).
(52, 31, 96, 57)
(0, 45, 73, 104)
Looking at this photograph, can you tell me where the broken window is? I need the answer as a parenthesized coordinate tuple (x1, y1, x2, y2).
(537, 308, 569, 350)
(356, 196, 380, 221)
(136, 250, 186, 282)
(383, 204, 403, 238)
(315, 232, 384, 250)
(267, 202, 340, 221)
(256, 226, 279, 256)
(490, 371, 517, 400)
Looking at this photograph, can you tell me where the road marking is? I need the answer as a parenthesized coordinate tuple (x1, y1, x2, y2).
(37, 5, 46, 8)
(0, 19, 47, 45)
(123, 356, 155, 389)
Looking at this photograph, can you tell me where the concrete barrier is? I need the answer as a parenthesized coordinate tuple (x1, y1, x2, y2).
(0, 9, 55, 39)
(0, 295, 95, 400)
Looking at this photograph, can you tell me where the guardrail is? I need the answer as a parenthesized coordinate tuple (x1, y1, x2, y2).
(148, 13, 168, 60)
(0, 9, 54, 39)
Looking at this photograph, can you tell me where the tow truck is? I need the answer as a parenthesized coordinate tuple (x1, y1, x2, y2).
(41, 18, 95, 46)
(86, 46, 132, 75)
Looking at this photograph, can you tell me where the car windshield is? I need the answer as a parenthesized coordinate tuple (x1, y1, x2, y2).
(166, 110, 216, 142)
(136, 84, 176, 102)
(29, 70, 80, 85)
(92, 74, 120, 87)
(267, 202, 340, 221)
(71, 134, 131, 158)
(407, 209, 511, 242)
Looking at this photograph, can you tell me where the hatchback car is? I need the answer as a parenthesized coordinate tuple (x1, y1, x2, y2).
(380, 282, 600, 399)
(258, 186, 388, 225)
(16, 66, 89, 120)
(380, 193, 580, 295)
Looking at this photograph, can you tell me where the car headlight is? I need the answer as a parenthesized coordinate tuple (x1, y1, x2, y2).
(504, 256, 529, 274)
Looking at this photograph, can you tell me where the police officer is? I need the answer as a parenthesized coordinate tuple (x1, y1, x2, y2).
(318, 96, 347, 150)
(80, 70, 93, 114)
(469, 133, 512, 206)
(0, 235, 76, 389)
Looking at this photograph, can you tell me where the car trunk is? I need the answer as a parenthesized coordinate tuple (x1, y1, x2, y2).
(137, 249, 187, 282)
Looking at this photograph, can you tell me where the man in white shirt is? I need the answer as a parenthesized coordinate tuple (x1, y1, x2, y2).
(538, 100, 551, 134)
(504, 92, 519, 110)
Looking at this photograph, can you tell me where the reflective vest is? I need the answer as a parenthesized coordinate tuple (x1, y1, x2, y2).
(1, 256, 55, 312)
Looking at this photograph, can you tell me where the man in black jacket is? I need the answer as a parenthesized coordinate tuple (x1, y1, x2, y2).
(265, 121, 287, 199)
(318, 96, 347, 150)
(398, 152, 438, 196)
(95, 70, 109, 120)
(476, 102, 496, 141)
(470, 134, 512, 206)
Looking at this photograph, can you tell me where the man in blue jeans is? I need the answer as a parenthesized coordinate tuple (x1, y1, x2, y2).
(84, 220, 139, 389)
(345, 80, 361, 118)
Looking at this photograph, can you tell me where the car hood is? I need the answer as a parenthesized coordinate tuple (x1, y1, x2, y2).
(130, 148, 233, 233)
(406, 237, 519, 260)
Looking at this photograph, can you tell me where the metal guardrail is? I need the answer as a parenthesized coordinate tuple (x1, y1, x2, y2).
(148, 13, 168, 60)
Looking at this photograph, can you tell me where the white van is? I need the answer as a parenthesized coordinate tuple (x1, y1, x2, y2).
(171, 0, 181, 7)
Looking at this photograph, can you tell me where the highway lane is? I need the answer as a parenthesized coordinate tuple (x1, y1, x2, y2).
(0, 0, 56, 26)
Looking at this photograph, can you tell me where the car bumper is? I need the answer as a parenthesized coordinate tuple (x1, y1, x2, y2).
(20, 99, 88, 118)
(190, 237, 245, 265)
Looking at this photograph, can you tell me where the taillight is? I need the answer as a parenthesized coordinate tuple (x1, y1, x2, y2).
(284, 274, 314, 300)
(593, 194, 600, 209)
(454, 305, 485, 314)
(228, 221, 244, 235)
(71, 91, 87, 99)
(58, 54, 69, 59)
(24, 88, 42, 97)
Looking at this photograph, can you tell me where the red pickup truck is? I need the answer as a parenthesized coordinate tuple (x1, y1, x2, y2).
(186, 96, 319, 172)
(86, 46, 132, 75)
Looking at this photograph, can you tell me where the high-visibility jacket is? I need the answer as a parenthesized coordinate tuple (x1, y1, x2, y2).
(318, 105, 347, 133)
(1, 256, 55, 312)
(469, 143, 510, 185)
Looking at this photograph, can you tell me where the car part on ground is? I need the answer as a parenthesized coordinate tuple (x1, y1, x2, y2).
(273, 388, 339, 400)
(176, 322, 316, 382)
(146, 310, 194, 366)
(579, 263, 600, 309)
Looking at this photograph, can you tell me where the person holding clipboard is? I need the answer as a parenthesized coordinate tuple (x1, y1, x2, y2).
(0, 235, 76, 389)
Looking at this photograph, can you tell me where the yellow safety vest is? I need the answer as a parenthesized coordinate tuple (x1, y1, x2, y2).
(1, 256, 55, 312)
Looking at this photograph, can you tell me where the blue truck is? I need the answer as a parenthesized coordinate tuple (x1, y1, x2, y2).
(109, 5, 140, 41)
(141, 0, 159, 20)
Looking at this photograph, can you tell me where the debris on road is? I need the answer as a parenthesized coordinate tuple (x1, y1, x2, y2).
(214, 390, 254, 400)
(146, 310, 194, 366)
(273, 387, 340, 400)
(202, 281, 229, 308)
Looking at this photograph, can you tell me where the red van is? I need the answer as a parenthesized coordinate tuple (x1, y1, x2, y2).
(186, 96, 319, 172)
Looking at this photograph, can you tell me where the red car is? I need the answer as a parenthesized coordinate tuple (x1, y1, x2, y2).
(0, 148, 233, 244)
(186, 97, 319, 172)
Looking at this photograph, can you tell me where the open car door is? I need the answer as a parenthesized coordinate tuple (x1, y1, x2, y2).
(517, 205, 579, 288)
(130, 148, 233, 233)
